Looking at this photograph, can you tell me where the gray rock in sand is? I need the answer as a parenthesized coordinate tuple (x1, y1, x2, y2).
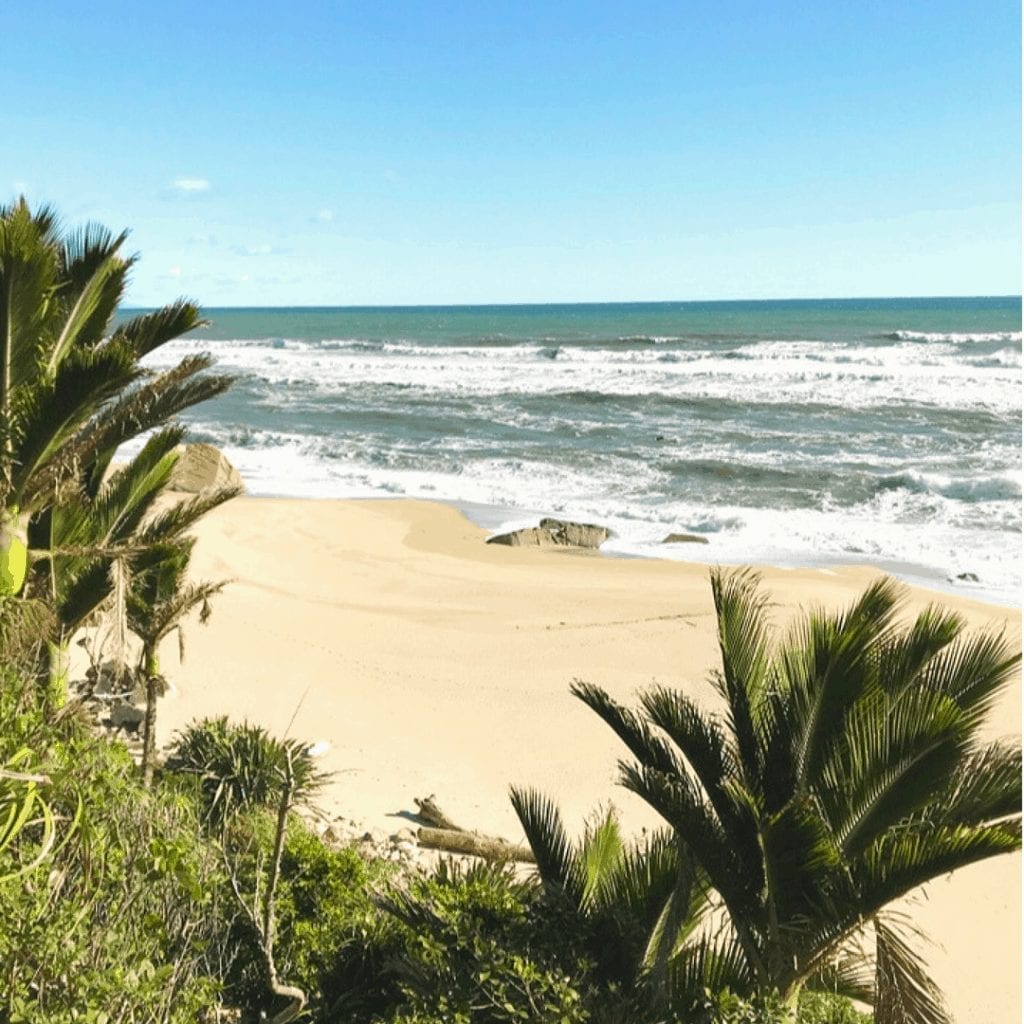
(487, 517, 611, 550)
(661, 532, 710, 545)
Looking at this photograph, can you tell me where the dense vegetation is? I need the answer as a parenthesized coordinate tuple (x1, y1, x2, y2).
(0, 202, 1019, 1022)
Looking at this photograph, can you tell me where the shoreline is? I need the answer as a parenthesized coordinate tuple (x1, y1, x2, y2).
(128, 494, 1019, 1024)
(216, 490, 1022, 608)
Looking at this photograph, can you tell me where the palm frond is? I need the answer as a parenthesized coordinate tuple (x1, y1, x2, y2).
(572, 680, 684, 777)
(873, 915, 951, 1024)
(110, 299, 207, 359)
(824, 688, 966, 857)
(709, 567, 772, 786)
(580, 805, 624, 909)
(136, 484, 241, 546)
(0, 202, 60, 412)
(35, 356, 232, 499)
(916, 627, 1021, 726)
(806, 946, 876, 1004)
(661, 934, 755, 1012)
(509, 785, 582, 904)
(9, 345, 140, 507)
(788, 576, 903, 792)
(640, 685, 761, 875)
(924, 740, 1022, 827)
(619, 760, 758, 918)
(47, 227, 131, 371)
(856, 821, 1021, 918)
(876, 604, 964, 698)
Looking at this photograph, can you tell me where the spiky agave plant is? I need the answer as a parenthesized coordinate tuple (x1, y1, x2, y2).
(574, 568, 1021, 1022)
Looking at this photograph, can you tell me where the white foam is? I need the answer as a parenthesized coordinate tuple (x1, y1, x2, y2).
(141, 333, 1023, 417)
(887, 330, 1022, 343)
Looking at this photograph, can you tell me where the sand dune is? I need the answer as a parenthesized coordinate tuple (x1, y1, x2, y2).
(153, 496, 1020, 1023)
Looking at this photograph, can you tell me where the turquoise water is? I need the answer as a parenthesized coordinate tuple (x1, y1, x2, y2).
(128, 297, 1022, 600)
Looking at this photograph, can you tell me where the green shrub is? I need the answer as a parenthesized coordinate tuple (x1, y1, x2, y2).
(375, 859, 594, 1024)
(695, 989, 871, 1024)
(0, 690, 235, 1023)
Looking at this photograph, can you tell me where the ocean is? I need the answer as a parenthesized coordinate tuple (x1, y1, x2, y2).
(128, 297, 1022, 603)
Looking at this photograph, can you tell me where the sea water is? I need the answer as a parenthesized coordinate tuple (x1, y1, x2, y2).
(127, 297, 1022, 602)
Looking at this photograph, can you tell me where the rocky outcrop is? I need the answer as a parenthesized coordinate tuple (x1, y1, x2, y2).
(168, 443, 244, 494)
(661, 532, 709, 545)
(487, 517, 610, 550)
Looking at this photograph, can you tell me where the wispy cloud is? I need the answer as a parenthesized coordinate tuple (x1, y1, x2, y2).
(168, 266, 182, 277)
(172, 177, 211, 193)
(315, 208, 335, 223)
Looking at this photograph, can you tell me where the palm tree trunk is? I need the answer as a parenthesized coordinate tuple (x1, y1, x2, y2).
(141, 646, 160, 789)
(45, 636, 70, 710)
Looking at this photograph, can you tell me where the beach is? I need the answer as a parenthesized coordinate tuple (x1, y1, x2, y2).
(151, 494, 1020, 1024)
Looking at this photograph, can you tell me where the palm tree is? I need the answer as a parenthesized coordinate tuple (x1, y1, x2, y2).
(127, 538, 227, 789)
(574, 568, 1021, 1022)
(32, 428, 239, 706)
(510, 788, 722, 1015)
(0, 198, 231, 596)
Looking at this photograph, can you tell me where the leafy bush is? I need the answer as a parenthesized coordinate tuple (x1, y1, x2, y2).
(375, 859, 594, 1024)
(0, 704, 235, 1023)
(696, 989, 871, 1024)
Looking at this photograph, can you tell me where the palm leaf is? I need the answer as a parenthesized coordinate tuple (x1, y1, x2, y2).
(787, 577, 902, 792)
(709, 567, 772, 786)
(46, 222, 131, 373)
(580, 806, 623, 909)
(509, 785, 582, 903)
(874, 915, 951, 1024)
(110, 299, 207, 359)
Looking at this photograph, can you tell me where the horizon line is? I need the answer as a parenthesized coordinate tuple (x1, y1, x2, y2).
(121, 293, 1023, 312)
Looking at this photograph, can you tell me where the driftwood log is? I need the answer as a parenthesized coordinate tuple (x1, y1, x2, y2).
(414, 795, 464, 831)
(413, 795, 535, 864)
(417, 826, 536, 864)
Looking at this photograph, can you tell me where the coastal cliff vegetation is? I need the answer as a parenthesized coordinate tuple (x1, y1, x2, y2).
(0, 204, 1019, 1022)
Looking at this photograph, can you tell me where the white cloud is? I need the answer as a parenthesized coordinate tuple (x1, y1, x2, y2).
(315, 208, 335, 223)
(172, 177, 211, 193)
(12, 180, 29, 195)
(168, 266, 182, 277)
(245, 243, 273, 256)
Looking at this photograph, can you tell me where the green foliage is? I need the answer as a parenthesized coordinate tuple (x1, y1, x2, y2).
(575, 568, 1021, 1017)
(377, 859, 593, 1024)
(210, 813, 399, 1017)
(166, 716, 328, 827)
(696, 989, 871, 1024)
(0, 678, 235, 1023)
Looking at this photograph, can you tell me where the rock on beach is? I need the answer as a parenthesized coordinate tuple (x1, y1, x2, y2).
(168, 443, 244, 494)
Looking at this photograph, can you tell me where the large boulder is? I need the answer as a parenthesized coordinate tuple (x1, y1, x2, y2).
(487, 517, 610, 550)
(661, 532, 709, 545)
(168, 443, 244, 494)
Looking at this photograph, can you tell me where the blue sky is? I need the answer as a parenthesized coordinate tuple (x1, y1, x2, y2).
(4, 1, 1020, 305)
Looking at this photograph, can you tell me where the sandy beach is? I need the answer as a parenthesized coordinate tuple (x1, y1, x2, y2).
(151, 496, 1020, 1023)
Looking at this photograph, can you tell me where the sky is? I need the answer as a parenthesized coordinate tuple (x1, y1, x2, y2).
(3, 1, 1020, 306)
